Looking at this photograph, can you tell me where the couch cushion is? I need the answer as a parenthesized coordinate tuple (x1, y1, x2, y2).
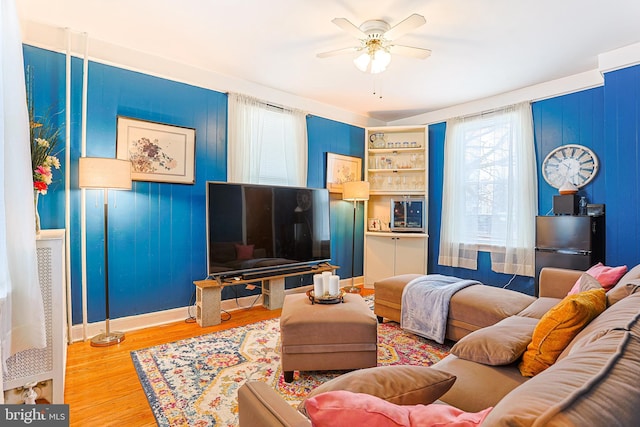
(516, 297, 561, 319)
(558, 291, 640, 360)
(297, 366, 455, 417)
(433, 355, 528, 412)
(614, 263, 640, 286)
(568, 262, 627, 295)
(450, 316, 538, 365)
(448, 285, 536, 332)
(519, 288, 606, 376)
(577, 272, 603, 291)
(305, 390, 492, 427)
(483, 330, 640, 426)
(607, 279, 640, 306)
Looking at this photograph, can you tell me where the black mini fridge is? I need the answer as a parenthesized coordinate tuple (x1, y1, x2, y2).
(534, 215, 605, 296)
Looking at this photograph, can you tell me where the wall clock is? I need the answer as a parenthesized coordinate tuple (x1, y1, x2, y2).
(542, 144, 599, 189)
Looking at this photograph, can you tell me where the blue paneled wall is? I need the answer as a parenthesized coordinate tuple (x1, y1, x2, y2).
(25, 45, 364, 325)
(26, 42, 640, 323)
(307, 116, 366, 280)
(603, 65, 640, 267)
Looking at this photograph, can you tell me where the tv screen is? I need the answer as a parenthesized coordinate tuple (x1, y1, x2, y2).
(206, 181, 331, 279)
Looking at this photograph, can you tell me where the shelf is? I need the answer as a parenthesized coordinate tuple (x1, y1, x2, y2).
(366, 231, 428, 238)
(369, 190, 425, 196)
(368, 168, 425, 173)
(368, 147, 423, 153)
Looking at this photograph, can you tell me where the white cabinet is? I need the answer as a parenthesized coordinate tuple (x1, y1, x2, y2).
(3, 229, 67, 404)
(364, 126, 428, 287)
(364, 234, 427, 286)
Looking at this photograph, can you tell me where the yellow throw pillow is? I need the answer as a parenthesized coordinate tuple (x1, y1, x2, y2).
(519, 288, 606, 377)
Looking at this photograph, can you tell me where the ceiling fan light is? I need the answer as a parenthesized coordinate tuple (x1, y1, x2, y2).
(353, 52, 371, 72)
(370, 49, 391, 74)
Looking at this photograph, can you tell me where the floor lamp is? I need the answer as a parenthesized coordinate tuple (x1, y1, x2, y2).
(78, 157, 132, 347)
(342, 181, 370, 294)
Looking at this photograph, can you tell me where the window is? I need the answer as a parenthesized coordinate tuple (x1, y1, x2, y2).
(438, 102, 537, 276)
(227, 93, 307, 186)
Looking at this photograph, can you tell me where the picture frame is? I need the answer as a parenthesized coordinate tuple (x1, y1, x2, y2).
(368, 218, 381, 231)
(116, 116, 196, 184)
(326, 153, 362, 193)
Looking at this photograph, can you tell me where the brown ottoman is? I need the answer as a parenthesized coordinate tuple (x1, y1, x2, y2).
(280, 293, 378, 382)
(374, 275, 536, 341)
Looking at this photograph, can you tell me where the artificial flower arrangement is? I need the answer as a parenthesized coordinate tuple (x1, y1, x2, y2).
(29, 84, 62, 195)
(32, 136, 60, 195)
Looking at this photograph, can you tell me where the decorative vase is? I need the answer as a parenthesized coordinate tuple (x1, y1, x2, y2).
(34, 191, 41, 235)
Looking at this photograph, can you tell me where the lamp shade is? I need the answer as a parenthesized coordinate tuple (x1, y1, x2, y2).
(78, 157, 132, 190)
(343, 181, 370, 201)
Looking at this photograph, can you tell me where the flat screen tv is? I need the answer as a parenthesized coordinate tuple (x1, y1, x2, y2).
(206, 181, 331, 279)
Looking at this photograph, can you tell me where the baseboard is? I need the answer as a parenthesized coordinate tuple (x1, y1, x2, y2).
(69, 277, 363, 343)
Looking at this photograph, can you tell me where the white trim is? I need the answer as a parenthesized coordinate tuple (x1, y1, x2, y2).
(19, 21, 383, 129)
(80, 32, 89, 341)
(19, 22, 640, 129)
(598, 41, 640, 74)
(64, 28, 73, 344)
(389, 70, 604, 126)
(67, 277, 364, 342)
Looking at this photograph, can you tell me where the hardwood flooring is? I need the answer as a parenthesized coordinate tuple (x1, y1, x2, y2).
(64, 287, 373, 426)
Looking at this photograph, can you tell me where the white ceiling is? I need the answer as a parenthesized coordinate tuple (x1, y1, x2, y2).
(15, 0, 640, 123)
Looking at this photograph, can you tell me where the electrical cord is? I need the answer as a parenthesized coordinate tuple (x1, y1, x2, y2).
(185, 288, 197, 323)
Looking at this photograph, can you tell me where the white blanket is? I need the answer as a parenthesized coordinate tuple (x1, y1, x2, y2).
(401, 274, 481, 344)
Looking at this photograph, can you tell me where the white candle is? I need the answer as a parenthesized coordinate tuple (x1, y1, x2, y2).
(322, 271, 331, 295)
(329, 275, 340, 296)
(313, 274, 324, 297)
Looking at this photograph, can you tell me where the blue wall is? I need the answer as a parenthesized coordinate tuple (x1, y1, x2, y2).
(26, 42, 640, 322)
(603, 65, 640, 267)
(24, 45, 364, 325)
(307, 116, 366, 280)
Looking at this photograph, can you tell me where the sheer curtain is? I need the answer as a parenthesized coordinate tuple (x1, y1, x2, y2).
(0, 0, 46, 371)
(227, 93, 307, 186)
(439, 102, 537, 276)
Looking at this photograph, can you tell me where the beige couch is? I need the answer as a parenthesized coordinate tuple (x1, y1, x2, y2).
(238, 265, 640, 426)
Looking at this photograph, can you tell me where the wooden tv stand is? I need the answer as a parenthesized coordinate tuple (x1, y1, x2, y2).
(193, 263, 338, 327)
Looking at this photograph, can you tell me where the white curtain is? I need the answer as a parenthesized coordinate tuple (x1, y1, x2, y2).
(438, 115, 479, 270)
(0, 0, 47, 371)
(439, 102, 537, 276)
(227, 93, 307, 186)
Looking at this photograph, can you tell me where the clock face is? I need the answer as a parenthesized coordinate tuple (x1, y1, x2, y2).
(542, 144, 599, 189)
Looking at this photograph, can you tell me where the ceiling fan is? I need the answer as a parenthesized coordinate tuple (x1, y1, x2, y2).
(317, 13, 431, 74)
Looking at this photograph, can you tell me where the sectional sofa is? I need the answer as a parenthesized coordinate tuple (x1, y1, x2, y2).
(238, 265, 640, 426)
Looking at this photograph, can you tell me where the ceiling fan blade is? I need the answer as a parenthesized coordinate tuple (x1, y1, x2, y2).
(317, 46, 360, 58)
(332, 17, 367, 39)
(384, 13, 426, 40)
(390, 44, 432, 59)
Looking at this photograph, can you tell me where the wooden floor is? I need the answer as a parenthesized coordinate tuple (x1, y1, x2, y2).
(64, 287, 373, 426)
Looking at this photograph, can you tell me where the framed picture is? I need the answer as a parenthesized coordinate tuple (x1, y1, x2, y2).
(368, 218, 381, 231)
(326, 153, 362, 193)
(116, 116, 196, 184)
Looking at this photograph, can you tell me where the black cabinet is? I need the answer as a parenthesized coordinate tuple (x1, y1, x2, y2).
(534, 215, 605, 296)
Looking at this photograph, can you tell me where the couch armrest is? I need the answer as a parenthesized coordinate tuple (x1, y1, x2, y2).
(538, 267, 583, 298)
(238, 381, 310, 427)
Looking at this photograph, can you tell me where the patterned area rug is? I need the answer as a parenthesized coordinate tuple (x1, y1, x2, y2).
(131, 299, 450, 426)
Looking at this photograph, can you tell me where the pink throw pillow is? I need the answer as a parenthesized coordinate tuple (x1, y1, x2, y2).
(234, 244, 254, 260)
(568, 262, 628, 295)
(305, 390, 492, 427)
